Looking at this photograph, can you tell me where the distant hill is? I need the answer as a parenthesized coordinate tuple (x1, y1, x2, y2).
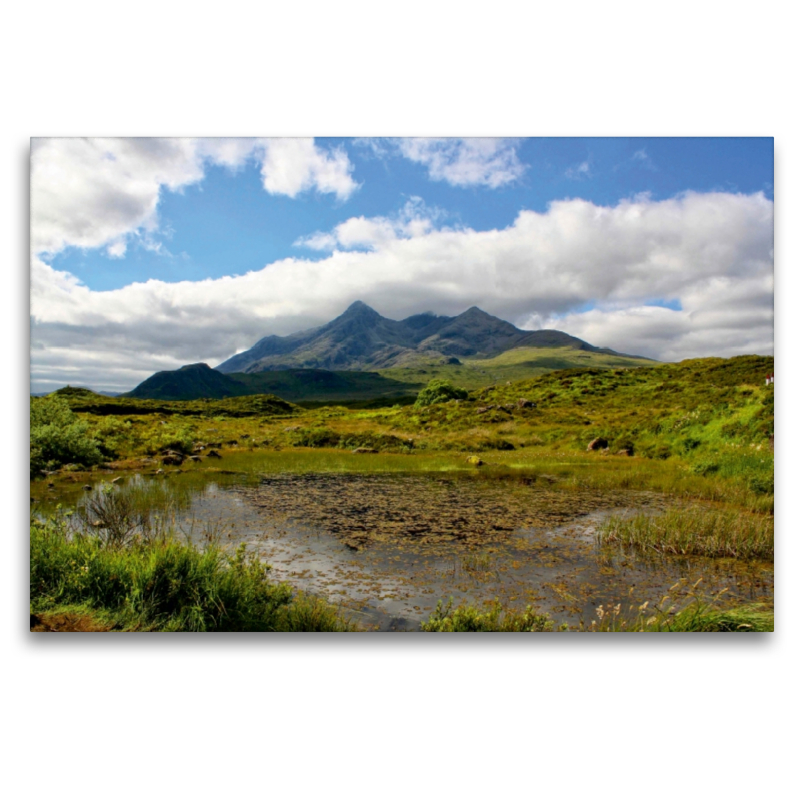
(124, 362, 420, 403)
(216, 301, 649, 374)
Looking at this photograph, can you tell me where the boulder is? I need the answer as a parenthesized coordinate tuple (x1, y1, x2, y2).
(352, 447, 378, 454)
(83, 485, 92, 491)
(616, 446, 634, 456)
(161, 454, 184, 466)
(517, 398, 535, 409)
(587, 437, 609, 452)
(206, 450, 222, 459)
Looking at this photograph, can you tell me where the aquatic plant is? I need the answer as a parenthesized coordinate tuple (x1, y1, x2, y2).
(597, 504, 773, 560)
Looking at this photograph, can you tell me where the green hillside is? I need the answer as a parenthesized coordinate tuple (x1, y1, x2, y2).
(378, 346, 656, 389)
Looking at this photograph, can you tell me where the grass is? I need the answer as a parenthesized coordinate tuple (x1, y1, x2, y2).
(422, 581, 773, 632)
(587, 581, 773, 631)
(597, 504, 774, 560)
(30, 514, 358, 632)
(420, 598, 562, 631)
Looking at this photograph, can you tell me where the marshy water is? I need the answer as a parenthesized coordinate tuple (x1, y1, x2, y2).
(33, 458, 774, 631)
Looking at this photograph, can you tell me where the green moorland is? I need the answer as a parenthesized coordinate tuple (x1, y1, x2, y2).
(378, 345, 655, 390)
(30, 354, 774, 632)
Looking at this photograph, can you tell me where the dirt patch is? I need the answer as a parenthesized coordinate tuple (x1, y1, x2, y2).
(30, 611, 114, 632)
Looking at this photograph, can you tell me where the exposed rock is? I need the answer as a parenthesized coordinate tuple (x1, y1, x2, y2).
(352, 447, 378, 454)
(188, 455, 202, 462)
(193, 445, 205, 453)
(587, 437, 609, 452)
(161, 454, 184, 466)
(616, 446, 634, 456)
(517, 398, 535, 409)
(83, 484, 92, 491)
(111, 476, 123, 484)
(206, 450, 222, 459)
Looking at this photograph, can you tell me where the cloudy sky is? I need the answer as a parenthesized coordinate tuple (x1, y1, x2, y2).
(30, 137, 774, 393)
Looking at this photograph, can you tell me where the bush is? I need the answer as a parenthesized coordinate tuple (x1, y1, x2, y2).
(414, 380, 469, 409)
(30, 395, 103, 477)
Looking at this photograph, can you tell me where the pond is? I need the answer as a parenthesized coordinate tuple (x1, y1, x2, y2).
(32, 459, 774, 631)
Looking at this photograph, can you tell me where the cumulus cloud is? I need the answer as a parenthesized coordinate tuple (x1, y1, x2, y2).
(30, 190, 773, 391)
(294, 197, 445, 251)
(30, 137, 358, 260)
(259, 138, 358, 200)
(381, 138, 526, 188)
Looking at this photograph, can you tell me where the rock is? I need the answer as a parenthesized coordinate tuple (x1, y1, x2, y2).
(155, 469, 164, 475)
(193, 445, 205, 453)
(83, 485, 92, 491)
(517, 398, 535, 409)
(161, 454, 184, 466)
(111, 476, 122, 484)
(466, 455, 484, 466)
(188, 455, 202, 462)
(352, 447, 378, 454)
(616, 446, 634, 456)
(587, 437, 609, 452)
(206, 450, 222, 459)
(284, 426, 300, 432)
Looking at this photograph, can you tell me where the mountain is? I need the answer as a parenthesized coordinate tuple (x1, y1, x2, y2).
(217, 301, 640, 374)
(124, 362, 420, 403)
(126, 363, 246, 400)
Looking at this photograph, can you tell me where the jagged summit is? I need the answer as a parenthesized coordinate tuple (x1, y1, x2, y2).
(216, 301, 636, 374)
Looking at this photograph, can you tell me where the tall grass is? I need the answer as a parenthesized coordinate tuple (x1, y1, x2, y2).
(587, 581, 773, 632)
(597, 505, 773, 560)
(30, 516, 357, 632)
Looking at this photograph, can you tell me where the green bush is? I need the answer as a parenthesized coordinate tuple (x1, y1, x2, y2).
(30, 395, 103, 477)
(414, 380, 468, 409)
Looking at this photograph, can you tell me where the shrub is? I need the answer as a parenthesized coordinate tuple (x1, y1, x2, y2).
(30, 395, 103, 477)
(414, 380, 468, 409)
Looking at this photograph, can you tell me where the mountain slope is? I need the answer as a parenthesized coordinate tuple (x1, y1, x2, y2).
(217, 301, 648, 373)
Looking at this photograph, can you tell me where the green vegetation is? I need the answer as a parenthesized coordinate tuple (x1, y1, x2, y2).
(587, 581, 773, 632)
(421, 598, 561, 631)
(30, 513, 357, 632)
(597, 505, 773, 560)
(30, 394, 104, 477)
(413, 379, 469, 408)
(380, 345, 656, 390)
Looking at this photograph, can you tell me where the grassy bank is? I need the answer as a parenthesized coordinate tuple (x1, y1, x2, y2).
(30, 516, 357, 632)
(597, 505, 774, 560)
(422, 593, 773, 632)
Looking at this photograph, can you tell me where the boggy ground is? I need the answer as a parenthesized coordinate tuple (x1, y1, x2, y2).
(235, 472, 659, 552)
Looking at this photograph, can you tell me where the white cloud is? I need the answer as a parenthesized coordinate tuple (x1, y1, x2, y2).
(259, 138, 358, 200)
(30, 137, 358, 261)
(295, 197, 444, 251)
(30, 191, 773, 391)
(395, 138, 526, 188)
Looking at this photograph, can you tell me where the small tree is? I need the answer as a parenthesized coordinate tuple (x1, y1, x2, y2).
(414, 379, 468, 409)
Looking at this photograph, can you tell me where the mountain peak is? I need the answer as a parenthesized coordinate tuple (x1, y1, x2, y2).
(344, 300, 378, 315)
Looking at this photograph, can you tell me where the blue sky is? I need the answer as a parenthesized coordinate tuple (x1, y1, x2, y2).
(45, 137, 773, 292)
(31, 137, 774, 392)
